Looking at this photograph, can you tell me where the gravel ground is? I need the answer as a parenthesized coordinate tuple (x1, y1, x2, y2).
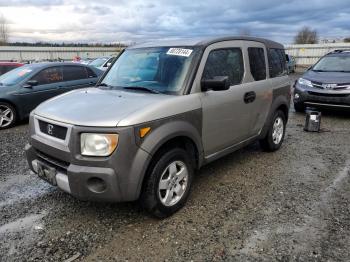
(0, 73, 350, 261)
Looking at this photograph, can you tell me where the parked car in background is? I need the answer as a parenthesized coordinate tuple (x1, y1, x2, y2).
(285, 54, 296, 73)
(25, 36, 290, 217)
(0, 62, 24, 76)
(79, 58, 94, 65)
(89, 56, 115, 71)
(0, 62, 102, 129)
(294, 49, 350, 112)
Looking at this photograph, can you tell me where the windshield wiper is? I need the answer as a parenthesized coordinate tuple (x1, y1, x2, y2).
(123, 86, 162, 94)
(97, 83, 119, 89)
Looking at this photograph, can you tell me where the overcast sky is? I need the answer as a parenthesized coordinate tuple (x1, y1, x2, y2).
(1, 0, 350, 44)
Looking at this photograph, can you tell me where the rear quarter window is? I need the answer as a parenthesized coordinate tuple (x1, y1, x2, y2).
(268, 49, 287, 78)
(63, 66, 88, 81)
(86, 67, 97, 78)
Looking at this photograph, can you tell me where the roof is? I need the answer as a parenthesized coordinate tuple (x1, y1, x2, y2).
(21, 62, 93, 69)
(128, 36, 284, 50)
(0, 62, 24, 66)
(327, 49, 350, 56)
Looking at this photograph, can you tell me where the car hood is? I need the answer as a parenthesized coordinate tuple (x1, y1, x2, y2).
(34, 88, 174, 127)
(303, 70, 350, 84)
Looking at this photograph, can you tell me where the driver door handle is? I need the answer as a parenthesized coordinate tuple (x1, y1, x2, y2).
(244, 91, 256, 104)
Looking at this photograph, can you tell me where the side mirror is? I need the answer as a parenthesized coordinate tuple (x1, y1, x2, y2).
(106, 62, 112, 67)
(201, 76, 230, 91)
(23, 80, 38, 88)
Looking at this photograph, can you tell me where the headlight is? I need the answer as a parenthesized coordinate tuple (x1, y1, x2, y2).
(297, 78, 313, 87)
(81, 133, 118, 156)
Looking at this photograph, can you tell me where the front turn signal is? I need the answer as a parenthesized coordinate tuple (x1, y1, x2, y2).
(139, 127, 151, 138)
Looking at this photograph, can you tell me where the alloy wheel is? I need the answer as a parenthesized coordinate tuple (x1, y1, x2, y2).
(0, 105, 14, 128)
(158, 160, 189, 207)
(272, 116, 284, 145)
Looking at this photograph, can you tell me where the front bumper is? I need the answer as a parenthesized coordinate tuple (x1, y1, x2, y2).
(25, 116, 152, 202)
(26, 144, 122, 201)
(294, 85, 350, 109)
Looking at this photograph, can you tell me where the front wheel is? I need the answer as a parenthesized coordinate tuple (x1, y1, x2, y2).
(259, 110, 286, 152)
(0, 102, 17, 130)
(140, 148, 194, 218)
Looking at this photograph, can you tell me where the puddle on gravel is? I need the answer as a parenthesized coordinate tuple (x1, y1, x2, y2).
(0, 174, 53, 208)
(0, 212, 46, 234)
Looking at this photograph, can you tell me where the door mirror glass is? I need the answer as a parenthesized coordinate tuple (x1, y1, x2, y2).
(23, 80, 38, 88)
(201, 76, 230, 91)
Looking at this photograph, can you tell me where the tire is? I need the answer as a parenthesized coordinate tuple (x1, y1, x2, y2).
(0, 102, 17, 130)
(259, 110, 286, 152)
(294, 102, 305, 113)
(140, 147, 194, 218)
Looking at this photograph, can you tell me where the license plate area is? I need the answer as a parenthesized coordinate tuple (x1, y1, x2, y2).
(37, 160, 57, 186)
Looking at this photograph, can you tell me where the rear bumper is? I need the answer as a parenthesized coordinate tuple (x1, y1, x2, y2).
(26, 144, 122, 201)
(294, 86, 350, 109)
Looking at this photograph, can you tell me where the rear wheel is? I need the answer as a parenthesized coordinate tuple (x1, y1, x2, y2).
(260, 110, 286, 152)
(140, 148, 194, 218)
(0, 102, 17, 130)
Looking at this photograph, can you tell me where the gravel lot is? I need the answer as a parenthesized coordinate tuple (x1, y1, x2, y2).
(1, 74, 350, 261)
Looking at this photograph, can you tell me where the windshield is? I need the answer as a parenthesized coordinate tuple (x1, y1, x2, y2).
(100, 47, 197, 94)
(90, 58, 109, 67)
(0, 66, 33, 86)
(313, 55, 350, 72)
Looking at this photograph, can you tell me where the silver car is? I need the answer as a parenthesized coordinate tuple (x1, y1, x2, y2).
(25, 36, 290, 217)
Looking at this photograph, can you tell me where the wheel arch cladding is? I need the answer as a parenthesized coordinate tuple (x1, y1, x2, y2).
(260, 90, 290, 139)
(134, 111, 203, 198)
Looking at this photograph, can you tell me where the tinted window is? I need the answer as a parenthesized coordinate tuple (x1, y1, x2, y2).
(31, 67, 63, 85)
(268, 49, 286, 78)
(248, 48, 266, 81)
(63, 66, 88, 81)
(86, 67, 97, 78)
(0, 65, 17, 75)
(202, 48, 244, 86)
(0, 66, 33, 86)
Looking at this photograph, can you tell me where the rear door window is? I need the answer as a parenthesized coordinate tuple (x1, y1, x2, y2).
(248, 47, 266, 81)
(31, 67, 63, 85)
(63, 66, 88, 81)
(268, 49, 287, 78)
(202, 48, 244, 86)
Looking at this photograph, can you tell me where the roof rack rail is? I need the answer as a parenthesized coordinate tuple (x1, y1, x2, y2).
(327, 49, 350, 54)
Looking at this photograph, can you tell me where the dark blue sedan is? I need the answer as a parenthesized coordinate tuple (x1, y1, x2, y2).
(0, 62, 102, 129)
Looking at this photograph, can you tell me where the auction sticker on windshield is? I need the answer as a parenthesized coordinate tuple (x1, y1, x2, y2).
(167, 48, 193, 57)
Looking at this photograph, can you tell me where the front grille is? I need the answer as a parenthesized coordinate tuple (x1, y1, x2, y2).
(311, 81, 350, 90)
(38, 120, 67, 140)
(307, 91, 349, 97)
(311, 81, 323, 89)
(37, 150, 69, 171)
